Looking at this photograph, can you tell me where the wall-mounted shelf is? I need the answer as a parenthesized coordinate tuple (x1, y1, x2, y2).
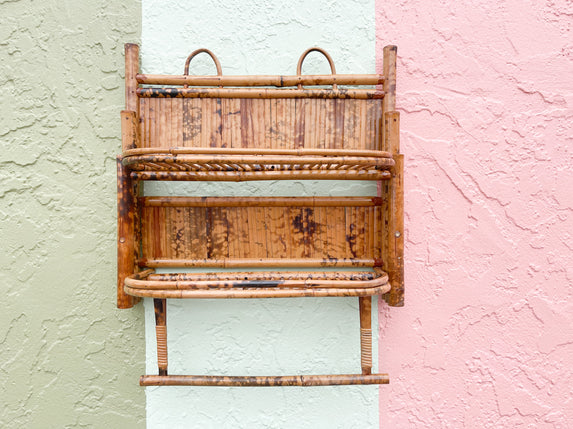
(117, 44, 403, 386)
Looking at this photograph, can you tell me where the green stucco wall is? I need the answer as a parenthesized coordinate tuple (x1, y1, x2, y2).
(0, 1, 144, 427)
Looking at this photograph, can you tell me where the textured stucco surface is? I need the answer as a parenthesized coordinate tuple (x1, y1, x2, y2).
(6, 0, 569, 426)
(376, 0, 573, 427)
(0, 1, 145, 427)
(141, 0, 382, 427)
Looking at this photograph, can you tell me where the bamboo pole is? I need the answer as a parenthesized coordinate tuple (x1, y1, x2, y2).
(137, 87, 384, 99)
(141, 196, 384, 208)
(125, 154, 394, 166)
(138, 257, 378, 268)
(384, 111, 400, 155)
(145, 271, 377, 281)
(121, 110, 140, 151)
(130, 170, 391, 181)
(382, 45, 397, 113)
(123, 146, 393, 158)
(382, 153, 404, 307)
(139, 373, 389, 386)
(125, 43, 139, 112)
(381, 111, 404, 307)
(379, 45, 403, 306)
(117, 156, 139, 309)
(137, 73, 384, 87)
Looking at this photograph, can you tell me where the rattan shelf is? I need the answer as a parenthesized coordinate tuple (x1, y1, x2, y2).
(124, 269, 390, 299)
(117, 44, 403, 387)
(122, 148, 394, 181)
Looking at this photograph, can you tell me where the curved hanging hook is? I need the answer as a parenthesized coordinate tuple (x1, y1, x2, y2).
(296, 47, 337, 90)
(183, 49, 223, 88)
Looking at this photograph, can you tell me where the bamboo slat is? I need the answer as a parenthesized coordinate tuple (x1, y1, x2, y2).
(136, 98, 386, 151)
(140, 373, 389, 386)
(173, 98, 184, 147)
(210, 207, 228, 259)
(139, 201, 381, 264)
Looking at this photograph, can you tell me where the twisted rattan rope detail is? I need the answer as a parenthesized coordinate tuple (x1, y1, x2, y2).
(156, 325, 168, 370)
(360, 328, 372, 369)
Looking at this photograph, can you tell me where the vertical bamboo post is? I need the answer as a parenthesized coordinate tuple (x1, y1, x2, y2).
(117, 156, 139, 309)
(381, 112, 404, 307)
(154, 298, 168, 376)
(380, 45, 404, 307)
(382, 45, 397, 115)
(125, 43, 139, 113)
(359, 296, 372, 375)
(121, 110, 140, 151)
(118, 44, 142, 309)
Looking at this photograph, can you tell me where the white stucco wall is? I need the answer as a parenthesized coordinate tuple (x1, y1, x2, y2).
(141, 0, 381, 427)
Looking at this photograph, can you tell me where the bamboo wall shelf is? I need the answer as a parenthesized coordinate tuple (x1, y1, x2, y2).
(118, 44, 404, 387)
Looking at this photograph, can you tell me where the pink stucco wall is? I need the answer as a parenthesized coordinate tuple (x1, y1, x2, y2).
(376, 0, 573, 427)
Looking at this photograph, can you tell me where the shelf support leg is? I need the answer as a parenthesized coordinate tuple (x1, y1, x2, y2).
(154, 298, 168, 376)
(359, 296, 372, 375)
(117, 156, 139, 309)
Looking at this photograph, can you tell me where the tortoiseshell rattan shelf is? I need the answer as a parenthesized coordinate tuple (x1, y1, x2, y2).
(122, 148, 394, 181)
(125, 269, 389, 299)
(117, 44, 404, 387)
